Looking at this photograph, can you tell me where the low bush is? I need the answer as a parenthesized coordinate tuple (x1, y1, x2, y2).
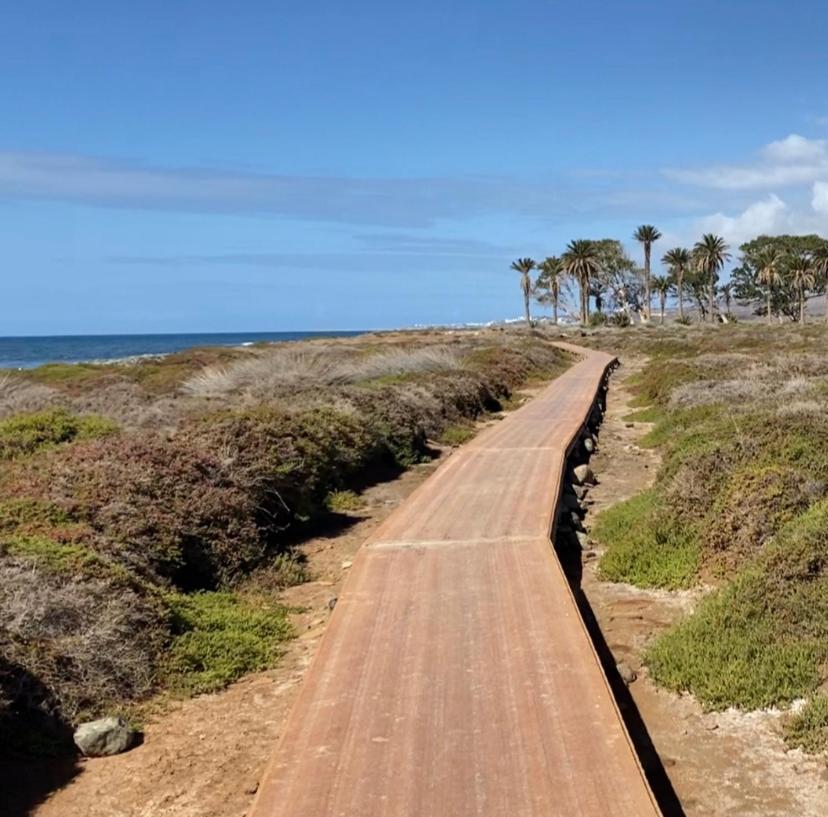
(163, 592, 292, 696)
(439, 424, 476, 446)
(594, 491, 700, 589)
(0, 409, 117, 460)
(12, 433, 265, 587)
(784, 696, 828, 753)
(325, 489, 363, 512)
(646, 498, 828, 710)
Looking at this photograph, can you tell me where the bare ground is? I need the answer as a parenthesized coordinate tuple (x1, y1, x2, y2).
(581, 358, 828, 817)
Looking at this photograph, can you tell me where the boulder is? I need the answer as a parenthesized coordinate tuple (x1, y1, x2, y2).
(616, 662, 637, 685)
(583, 437, 595, 454)
(73, 716, 135, 757)
(572, 464, 595, 485)
(575, 531, 590, 550)
(572, 484, 589, 500)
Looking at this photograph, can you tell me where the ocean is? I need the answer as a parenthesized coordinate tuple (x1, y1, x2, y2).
(0, 331, 366, 370)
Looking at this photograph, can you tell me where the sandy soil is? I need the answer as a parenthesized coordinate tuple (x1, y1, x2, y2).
(581, 358, 828, 817)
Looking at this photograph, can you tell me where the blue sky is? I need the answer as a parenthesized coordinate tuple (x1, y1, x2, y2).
(2, 1, 828, 333)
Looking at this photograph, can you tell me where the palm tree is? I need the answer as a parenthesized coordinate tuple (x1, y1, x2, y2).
(755, 246, 784, 325)
(510, 258, 536, 326)
(633, 225, 662, 320)
(651, 275, 671, 324)
(810, 245, 828, 322)
(662, 247, 691, 322)
(536, 256, 563, 325)
(561, 240, 601, 325)
(719, 282, 734, 319)
(693, 234, 731, 323)
(788, 253, 816, 324)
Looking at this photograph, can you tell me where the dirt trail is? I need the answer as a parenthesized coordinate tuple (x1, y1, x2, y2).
(582, 358, 828, 817)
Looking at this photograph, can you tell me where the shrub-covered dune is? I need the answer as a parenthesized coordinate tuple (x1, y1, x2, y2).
(585, 324, 828, 753)
(0, 330, 572, 755)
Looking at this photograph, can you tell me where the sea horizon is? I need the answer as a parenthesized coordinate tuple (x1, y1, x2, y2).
(0, 330, 369, 370)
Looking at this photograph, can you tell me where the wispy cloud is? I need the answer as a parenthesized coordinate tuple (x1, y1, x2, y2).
(105, 251, 509, 274)
(354, 233, 515, 255)
(0, 149, 700, 228)
(663, 133, 828, 190)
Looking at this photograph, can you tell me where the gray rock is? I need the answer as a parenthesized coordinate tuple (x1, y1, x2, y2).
(569, 512, 585, 531)
(575, 531, 590, 550)
(572, 464, 595, 485)
(583, 437, 595, 454)
(73, 716, 134, 757)
(572, 484, 589, 500)
(616, 662, 637, 685)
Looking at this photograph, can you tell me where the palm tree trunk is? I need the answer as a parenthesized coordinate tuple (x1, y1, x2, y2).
(644, 244, 651, 319)
(552, 291, 558, 325)
(708, 271, 716, 323)
(800, 285, 806, 324)
(523, 276, 531, 327)
(660, 295, 665, 324)
(767, 291, 772, 325)
(678, 272, 685, 322)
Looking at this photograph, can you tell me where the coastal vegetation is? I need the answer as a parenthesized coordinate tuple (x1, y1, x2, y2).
(0, 331, 572, 756)
(587, 323, 828, 751)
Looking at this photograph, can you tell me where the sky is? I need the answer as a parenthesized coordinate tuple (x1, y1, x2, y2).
(2, 1, 828, 334)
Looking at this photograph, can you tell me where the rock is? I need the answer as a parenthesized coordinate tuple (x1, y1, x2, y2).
(341, 560, 353, 569)
(327, 596, 338, 611)
(572, 484, 589, 500)
(583, 437, 595, 454)
(616, 662, 637, 685)
(570, 512, 585, 531)
(243, 778, 260, 795)
(575, 531, 590, 550)
(625, 422, 635, 428)
(73, 717, 134, 757)
(572, 464, 594, 485)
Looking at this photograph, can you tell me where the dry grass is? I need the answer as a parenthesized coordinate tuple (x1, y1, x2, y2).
(0, 374, 59, 419)
(181, 345, 463, 398)
(0, 556, 162, 723)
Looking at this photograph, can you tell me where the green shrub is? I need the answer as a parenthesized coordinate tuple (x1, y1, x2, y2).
(594, 490, 700, 589)
(646, 572, 820, 709)
(0, 499, 72, 532)
(164, 592, 292, 696)
(325, 489, 363, 512)
(0, 409, 117, 460)
(0, 534, 102, 575)
(439, 424, 476, 446)
(647, 501, 828, 709)
(784, 696, 828, 753)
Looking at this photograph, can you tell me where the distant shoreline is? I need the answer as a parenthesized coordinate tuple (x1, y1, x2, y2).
(0, 330, 368, 370)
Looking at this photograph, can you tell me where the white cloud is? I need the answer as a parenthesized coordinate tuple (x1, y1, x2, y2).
(664, 134, 828, 191)
(696, 195, 791, 246)
(760, 134, 827, 163)
(812, 181, 828, 216)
